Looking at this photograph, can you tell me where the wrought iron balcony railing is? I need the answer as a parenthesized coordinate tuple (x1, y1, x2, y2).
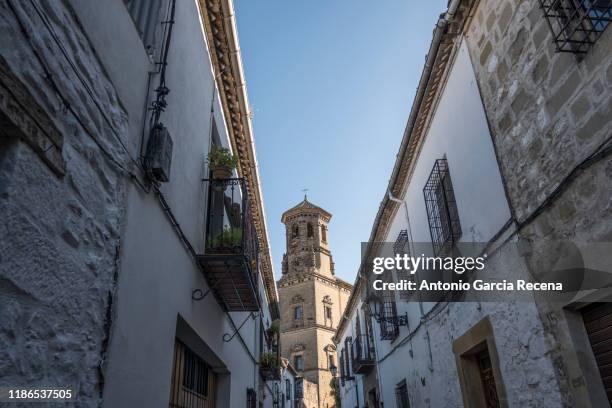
(196, 178, 260, 311)
(351, 334, 375, 374)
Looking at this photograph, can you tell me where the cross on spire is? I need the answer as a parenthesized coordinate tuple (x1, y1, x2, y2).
(301, 188, 309, 200)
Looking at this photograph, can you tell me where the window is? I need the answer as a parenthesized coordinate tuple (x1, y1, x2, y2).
(339, 349, 346, 386)
(292, 224, 299, 238)
(321, 225, 327, 242)
(328, 354, 335, 369)
(247, 388, 257, 408)
(395, 380, 410, 408)
(343, 337, 352, 377)
(325, 306, 332, 320)
(423, 158, 461, 257)
(453, 317, 506, 408)
(307, 223, 314, 237)
(169, 340, 215, 408)
(183, 347, 208, 396)
(294, 305, 303, 320)
(294, 355, 303, 371)
(295, 379, 304, 399)
(539, 0, 611, 53)
(123, 0, 167, 58)
(379, 292, 399, 341)
(394, 230, 412, 300)
(285, 379, 291, 401)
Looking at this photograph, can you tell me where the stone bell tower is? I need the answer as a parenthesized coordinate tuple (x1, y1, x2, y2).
(278, 196, 352, 407)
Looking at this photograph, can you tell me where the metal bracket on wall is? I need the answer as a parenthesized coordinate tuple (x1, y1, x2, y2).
(223, 312, 258, 343)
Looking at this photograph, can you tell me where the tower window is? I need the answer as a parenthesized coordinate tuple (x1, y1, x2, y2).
(307, 222, 314, 237)
(292, 224, 299, 238)
(325, 306, 332, 320)
(294, 305, 303, 320)
(321, 225, 327, 242)
(294, 355, 304, 371)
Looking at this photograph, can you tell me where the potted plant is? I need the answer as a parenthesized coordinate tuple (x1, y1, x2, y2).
(207, 145, 237, 179)
(211, 225, 243, 248)
(259, 352, 280, 380)
(266, 322, 280, 349)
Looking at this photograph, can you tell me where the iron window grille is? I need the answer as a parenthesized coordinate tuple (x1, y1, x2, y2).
(394, 230, 412, 301)
(339, 349, 346, 386)
(539, 0, 612, 53)
(295, 379, 303, 400)
(169, 341, 212, 408)
(247, 388, 256, 408)
(344, 337, 353, 378)
(183, 346, 208, 397)
(379, 292, 400, 341)
(273, 382, 280, 408)
(423, 159, 462, 257)
(395, 380, 411, 408)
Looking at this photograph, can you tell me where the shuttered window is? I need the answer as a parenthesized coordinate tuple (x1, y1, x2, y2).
(124, 0, 166, 58)
(583, 302, 612, 404)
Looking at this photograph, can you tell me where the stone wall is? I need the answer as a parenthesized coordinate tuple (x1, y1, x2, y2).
(0, 0, 130, 406)
(464, 0, 612, 224)
(464, 0, 612, 405)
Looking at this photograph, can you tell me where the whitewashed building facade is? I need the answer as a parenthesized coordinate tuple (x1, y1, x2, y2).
(336, 0, 612, 407)
(0, 0, 287, 407)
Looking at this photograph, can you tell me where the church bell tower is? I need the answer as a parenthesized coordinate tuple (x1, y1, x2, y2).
(277, 196, 352, 407)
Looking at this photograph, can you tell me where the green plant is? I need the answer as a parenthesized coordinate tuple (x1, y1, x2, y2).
(207, 145, 237, 170)
(267, 322, 280, 336)
(330, 378, 341, 407)
(211, 225, 242, 247)
(260, 352, 278, 369)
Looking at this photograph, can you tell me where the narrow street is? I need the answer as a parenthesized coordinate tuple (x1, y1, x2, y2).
(0, 0, 611, 407)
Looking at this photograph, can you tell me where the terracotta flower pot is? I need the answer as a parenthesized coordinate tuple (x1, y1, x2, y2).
(211, 166, 232, 179)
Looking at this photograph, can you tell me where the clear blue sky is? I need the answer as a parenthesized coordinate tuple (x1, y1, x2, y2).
(234, 0, 448, 283)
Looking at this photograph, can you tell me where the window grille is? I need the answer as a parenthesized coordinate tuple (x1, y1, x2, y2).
(423, 159, 461, 257)
(247, 388, 256, 408)
(379, 292, 400, 341)
(394, 230, 412, 300)
(339, 349, 346, 386)
(286, 379, 291, 400)
(477, 348, 500, 408)
(169, 341, 214, 408)
(539, 0, 611, 53)
(395, 380, 411, 408)
(344, 337, 353, 376)
(273, 382, 280, 408)
(295, 379, 303, 399)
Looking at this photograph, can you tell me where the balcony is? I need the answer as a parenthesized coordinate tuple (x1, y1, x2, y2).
(351, 334, 375, 374)
(197, 178, 259, 311)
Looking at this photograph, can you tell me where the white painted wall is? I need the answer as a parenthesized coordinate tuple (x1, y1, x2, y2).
(368, 39, 561, 408)
(67, 1, 276, 407)
(335, 292, 368, 408)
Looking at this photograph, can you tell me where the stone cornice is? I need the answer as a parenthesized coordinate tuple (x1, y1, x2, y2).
(196, 0, 279, 313)
(278, 272, 352, 292)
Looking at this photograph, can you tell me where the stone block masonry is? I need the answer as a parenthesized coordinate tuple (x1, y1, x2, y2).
(464, 0, 612, 224)
(0, 0, 130, 406)
(465, 0, 612, 405)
